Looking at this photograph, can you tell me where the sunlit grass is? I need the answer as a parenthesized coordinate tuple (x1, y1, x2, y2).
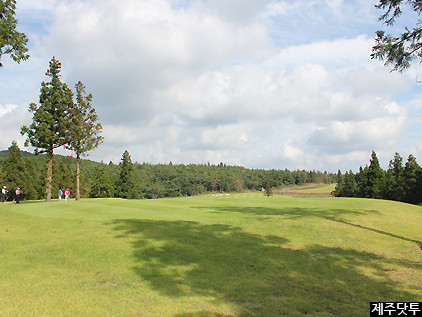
(295, 183, 337, 194)
(0, 193, 421, 316)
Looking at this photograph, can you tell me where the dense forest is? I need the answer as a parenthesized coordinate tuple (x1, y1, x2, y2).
(336, 151, 422, 205)
(3, 142, 422, 205)
(0, 142, 336, 202)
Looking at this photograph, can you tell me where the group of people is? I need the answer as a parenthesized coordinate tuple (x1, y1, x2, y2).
(2, 186, 21, 203)
(58, 188, 71, 201)
(1, 186, 71, 203)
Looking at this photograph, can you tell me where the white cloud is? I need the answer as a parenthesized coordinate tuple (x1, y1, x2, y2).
(17, 0, 57, 11)
(0, 104, 32, 151)
(266, 35, 375, 71)
(283, 140, 305, 162)
(0, 104, 18, 118)
(0, 0, 419, 172)
(35, 0, 272, 126)
(307, 101, 407, 153)
(195, 0, 271, 24)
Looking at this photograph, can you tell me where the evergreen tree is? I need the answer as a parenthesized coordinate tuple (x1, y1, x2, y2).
(335, 170, 343, 193)
(355, 166, 367, 198)
(116, 150, 140, 199)
(362, 151, 385, 199)
(403, 154, 422, 204)
(385, 152, 405, 201)
(21, 57, 73, 201)
(0, 0, 29, 67)
(66, 81, 103, 200)
(341, 171, 358, 197)
(24, 157, 41, 200)
(1, 141, 36, 200)
(372, 0, 422, 72)
(90, 166, 114, 198)
(264, 181, 273, 197)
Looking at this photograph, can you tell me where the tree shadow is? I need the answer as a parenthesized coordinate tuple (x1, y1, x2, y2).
(17, 200, 47, 204)
(110, 219, 421, 316)
(197, 205, 373, 219)
(332, 218, 422, 245)
(197, 206, 422, 247)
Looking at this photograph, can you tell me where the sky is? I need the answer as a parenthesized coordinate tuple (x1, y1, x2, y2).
(1, 0, 421, 172)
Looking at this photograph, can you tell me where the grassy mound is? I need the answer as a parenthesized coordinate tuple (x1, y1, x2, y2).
(0, 194, 421, 316)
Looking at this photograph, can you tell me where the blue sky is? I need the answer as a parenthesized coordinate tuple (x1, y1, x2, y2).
(1, 0, 421, 172)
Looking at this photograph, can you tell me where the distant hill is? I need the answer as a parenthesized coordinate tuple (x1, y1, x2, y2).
(0, 149, 34, 156)
(0, 149, 102, 170)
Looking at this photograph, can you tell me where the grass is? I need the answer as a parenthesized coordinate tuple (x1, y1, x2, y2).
(295, 183, 337, 194)
(274, 183, 337, 197)
(0, 192, 421, 316)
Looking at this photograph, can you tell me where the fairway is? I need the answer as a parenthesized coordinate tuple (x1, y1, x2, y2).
(0, 193, 421, 316)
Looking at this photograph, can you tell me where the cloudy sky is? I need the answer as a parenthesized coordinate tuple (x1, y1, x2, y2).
(1, 0, 421, 172)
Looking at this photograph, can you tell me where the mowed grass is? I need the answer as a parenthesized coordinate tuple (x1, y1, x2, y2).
(294, 183, 337, 194)
(0, 193, 421, 316)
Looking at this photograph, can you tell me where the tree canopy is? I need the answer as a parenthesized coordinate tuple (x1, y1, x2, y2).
(0, 0, 29, 67)
(372, 0, 422, 72)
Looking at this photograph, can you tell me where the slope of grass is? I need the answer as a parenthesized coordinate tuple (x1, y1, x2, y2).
(0, 194, 421, 316)
(274, 183, 337, 197)
(295, 183, 337, 194)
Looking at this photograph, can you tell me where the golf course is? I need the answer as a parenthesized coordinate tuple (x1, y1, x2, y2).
(1, 186, 421, 316)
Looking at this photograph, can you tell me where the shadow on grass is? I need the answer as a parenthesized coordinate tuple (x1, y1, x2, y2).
(0, 200, 45, 205)
(198, 206, 422, 246)
(332, 218, 422, 245)
(111, 219, 421, 317)
(198, 205, 374, 219)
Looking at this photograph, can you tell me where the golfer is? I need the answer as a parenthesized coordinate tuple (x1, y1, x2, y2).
(65, 188, 70, 202)
(2, 186, 7, 203)
(15, 187, 21, 204)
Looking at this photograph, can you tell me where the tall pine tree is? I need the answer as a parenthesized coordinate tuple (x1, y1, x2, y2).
(0, 0, 29, 67)
(116, 150, 140, 199)
(362, 151, 385, 199)
(21, 57, 73, 201)
(90, 166, 114, 198)
(403, 155, 422, 204)
(385, 152, 405, 201)
(66, 81, 103, 200)
(340, 171, 358, 197)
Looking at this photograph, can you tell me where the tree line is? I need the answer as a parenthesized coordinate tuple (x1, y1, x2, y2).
(336, 151, 422, 205)
(0, 145, 337, 201)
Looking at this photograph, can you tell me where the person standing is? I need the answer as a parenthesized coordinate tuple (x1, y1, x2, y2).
(58, 188, 63, 201)
(15, 188, 21, 204)
(65, 188, 70, 202)
(2, 186, 7, 203)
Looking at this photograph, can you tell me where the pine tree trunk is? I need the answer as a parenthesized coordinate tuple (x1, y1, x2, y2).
(45, 150, 53, 201)
(76, 154, 80, 201)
